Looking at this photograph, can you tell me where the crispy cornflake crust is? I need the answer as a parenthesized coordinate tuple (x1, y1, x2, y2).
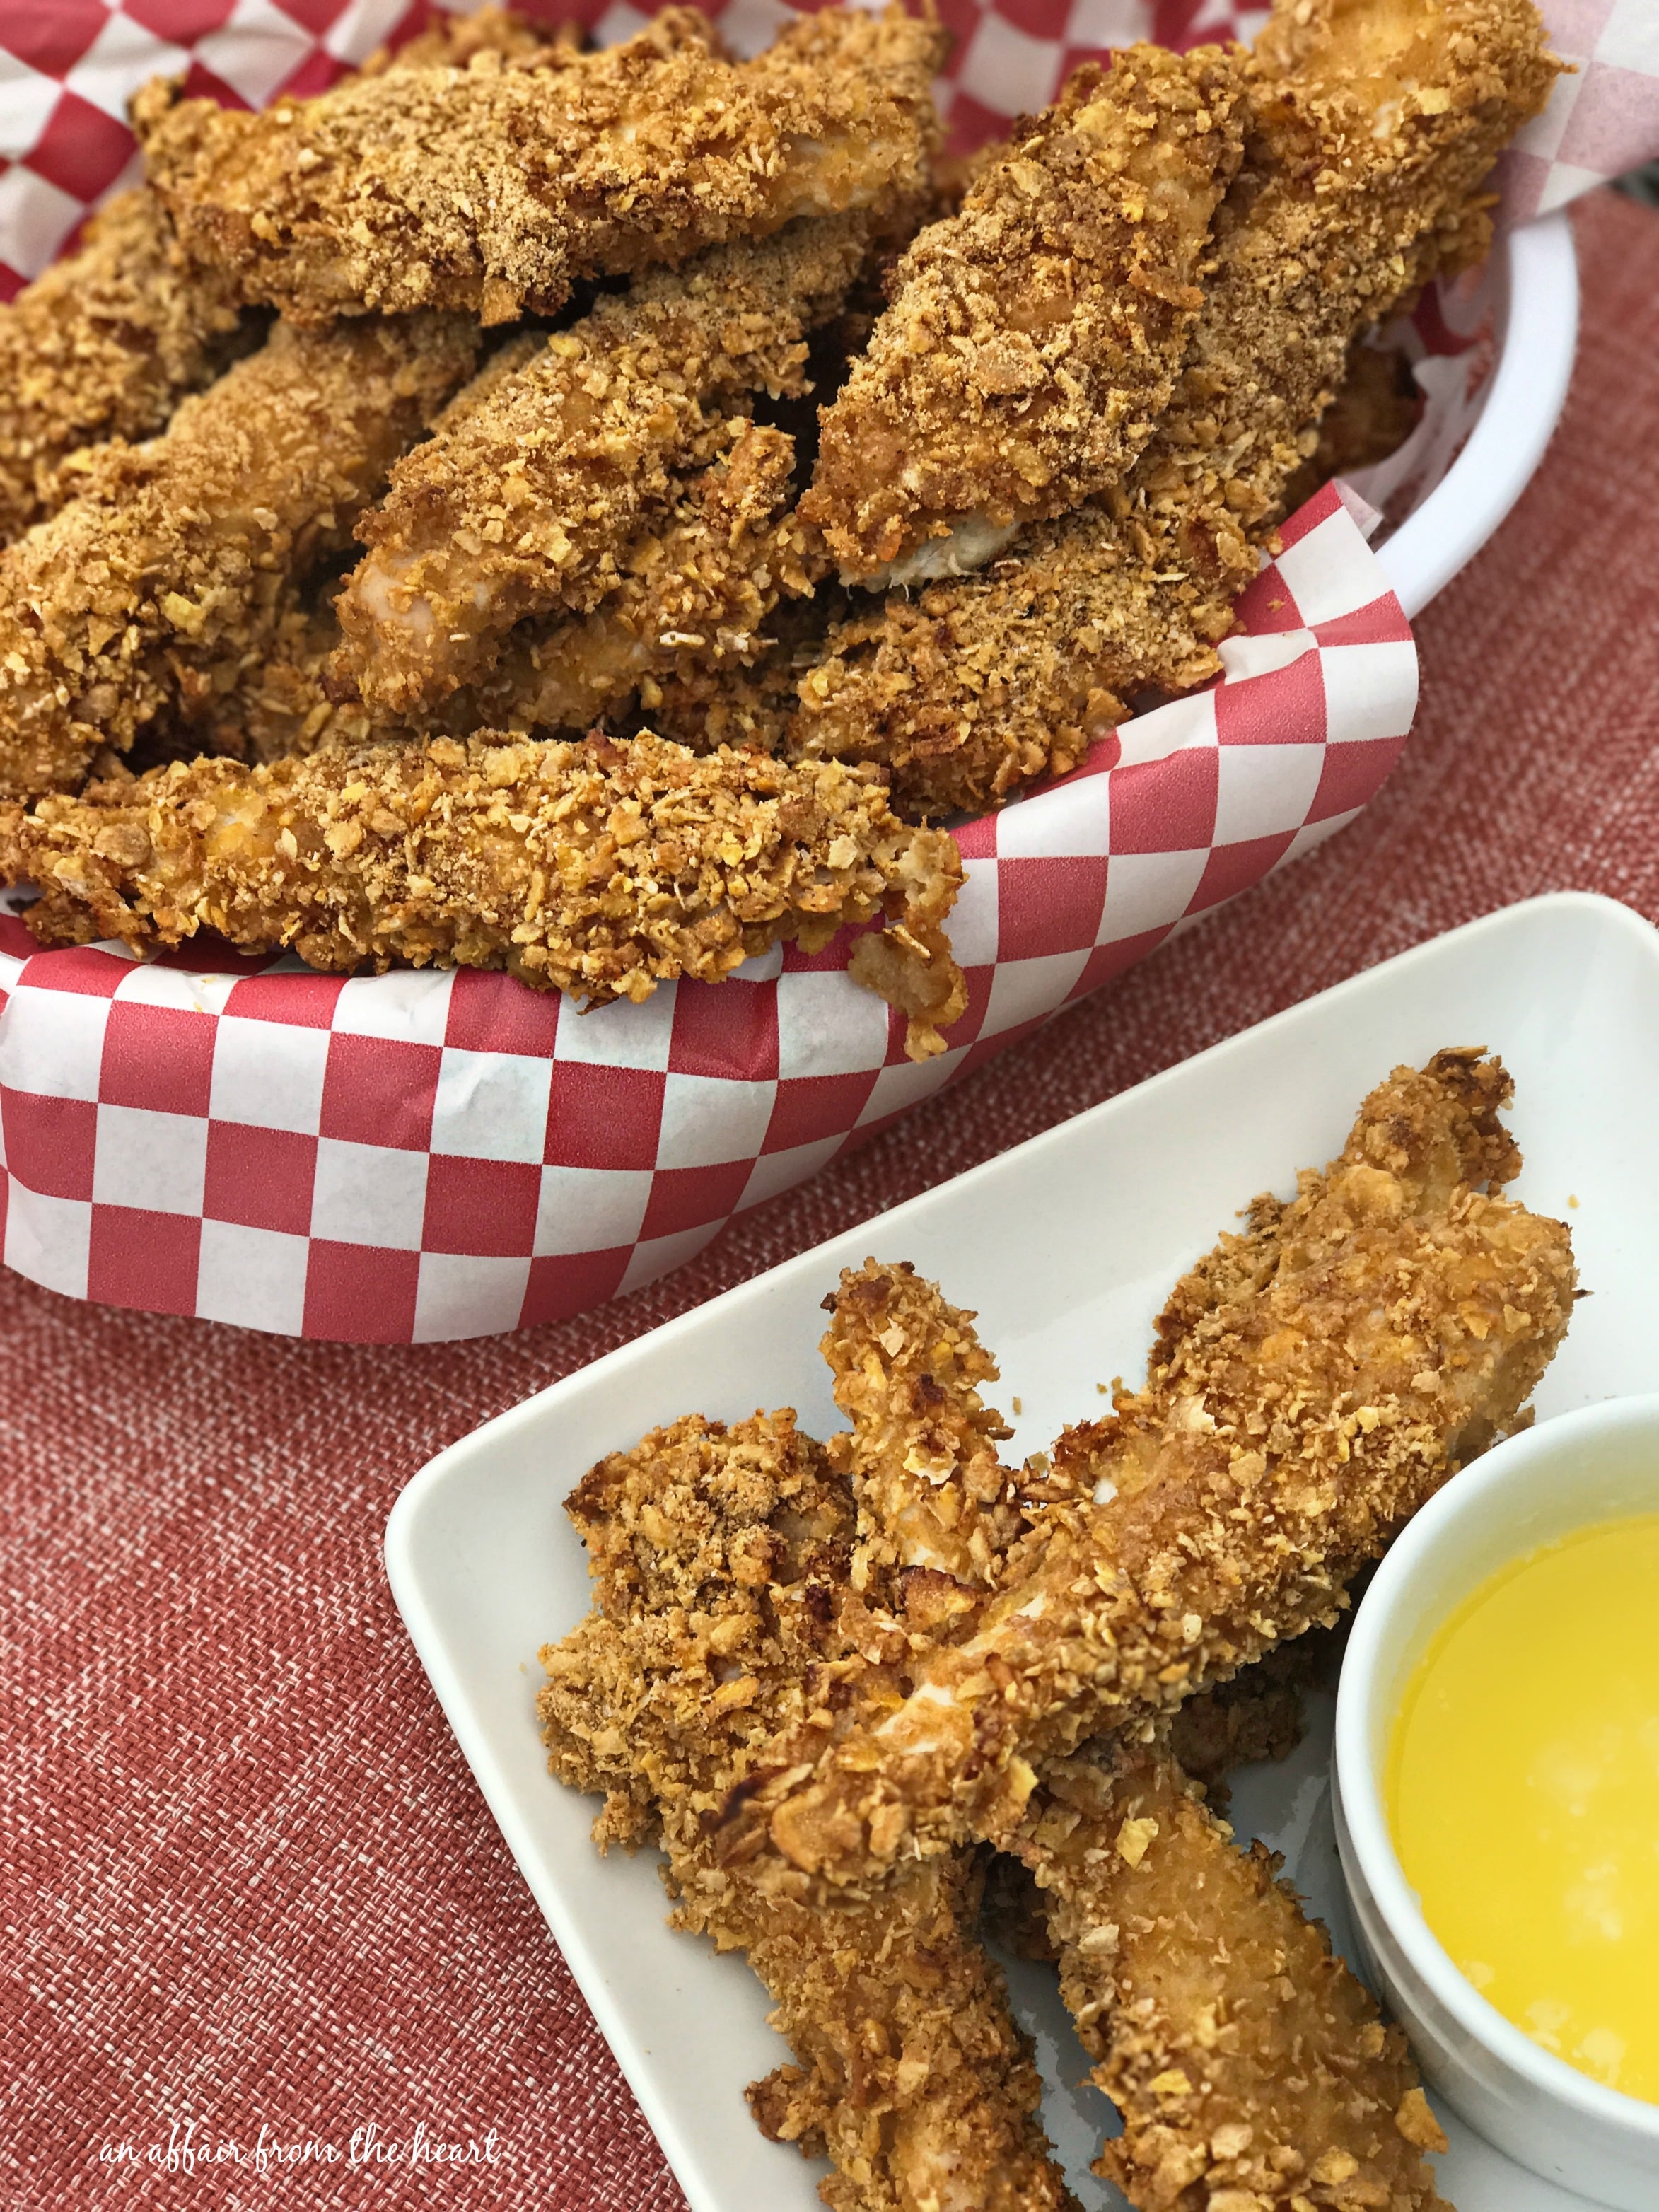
(457, 421, 822, 740)
(0, 313, 479, 801)
(736, 1051, 1575, 1885)
(801, 44, 1247, 581)
(0, 730, 967, 1057)
(537, 1410, 1080, 2212)
(0, 187, 247, 547)
(821, 1258, 1028, 1600)
(786, 0, 1560, 817)
(1020, 1749, 1450, 2211)
(538, 1081, 1535, 2208)
(136, 5, 943, 325)
(332, 212, 868, 715)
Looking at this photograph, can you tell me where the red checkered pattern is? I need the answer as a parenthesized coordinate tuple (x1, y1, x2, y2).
(0, 0, 1644, 294)
(1503, 0, 1659, 221)
(0, 484, 1416, 1340)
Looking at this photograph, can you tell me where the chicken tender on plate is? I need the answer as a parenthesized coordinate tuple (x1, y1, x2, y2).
(821, 1258, 1030, 1604)
(808, 1255, 1450, 2212)
(738, 1049, 1575, 1885)
(136, 4, 943, 325)
(538, 1409, 1080, 2212)
(801, 45, 1247, 586)
(1, 730, 967, 1057)
(1018, 1748, 1450, 2211)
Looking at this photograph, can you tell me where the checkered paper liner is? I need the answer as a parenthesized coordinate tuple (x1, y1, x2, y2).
(0, 0, 1638, 1341)
(0, 487, 1416, 1340)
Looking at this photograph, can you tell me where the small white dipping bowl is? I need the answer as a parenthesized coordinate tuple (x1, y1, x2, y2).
(1334, 1395, 1659, 2211)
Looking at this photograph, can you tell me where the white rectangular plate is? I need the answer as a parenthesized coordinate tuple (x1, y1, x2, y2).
(387, 891, 1659, 2212)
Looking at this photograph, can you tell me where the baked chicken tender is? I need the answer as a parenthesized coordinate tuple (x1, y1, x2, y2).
(0, 187, 247, 548)
(808, 1258, 1451, 2209)
(788, 0, 1559, 817)
(801, 45, 1247, 586)
(0, 313, 479, 803)
(333, 213, 869, 718)
(1, 731, 967, 1057)
(135, 4, 943, 325)
(738, 1050, 1575, 1885)
(821, 1259, 1029, 1605)
(537, 1411, 1080, 2212)
(1019, 1749, 1450, 2211)
(419, 420, 822, 742)
(368, 5, 582, 71)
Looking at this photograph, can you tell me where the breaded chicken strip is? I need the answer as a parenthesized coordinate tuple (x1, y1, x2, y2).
(333, 214, 869, 717)
(788, 0, 1559, 817)
(0, 731, 967, 1056)
(821, 1259, 1028, 1607)
(0, 313, 478, 801)
(1018, 1749, 1450, 2211)
(456, 421, 820, 739)
(982, 1645, 1325, 1966)
(634, 586, 849, 758)
(537, 1411, 1080, 2212)
(820, 1253, 1447, 2208)
(789, 503, 1218, 815)
(367, 5, 581, 71)
(136, 5, 943, 325)
(1281, 334, 1424, 513)
(730, 1051, 1574, 1884)
(0, 13, 575, 551)
(801, 46, 1247, 586)
(0, 187, 248, 547)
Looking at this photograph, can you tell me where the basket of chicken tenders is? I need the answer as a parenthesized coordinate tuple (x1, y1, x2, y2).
(0, 0, 1646, 1341)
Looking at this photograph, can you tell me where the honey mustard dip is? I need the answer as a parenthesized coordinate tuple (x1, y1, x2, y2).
(1387, 1514, 1659, 2105)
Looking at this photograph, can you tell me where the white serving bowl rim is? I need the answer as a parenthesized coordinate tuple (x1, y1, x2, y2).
(1334, 1393, 1659, 2149)
(1375, 209, 1579, 619)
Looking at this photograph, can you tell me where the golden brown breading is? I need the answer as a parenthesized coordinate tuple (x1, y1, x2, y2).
(787, 499, 1223, 816)
(136, 4, 943, 325)
(1, 730, 967, 1056)
(457, 421, 821, 739)
(1281, 335, 1424, 513)
(821, 1259, 1027, 1606)
(1019, 1749, 1450, 2211)
(978, 1643, 1319, 1964)
(1162, 1631, 1329, 1797)
(801, 46, 1247, 584)
(366, 6, 581, 71)
(786, 0, 1559, 817)
(641, 586, 851, 757)
(0, 187, 247, 547)
(537, 1411, 1080, 2212)
(1147, 0, 1559, 569)
(161, 594, 369, 767)
(333, 213, 870, 717)
(0, 313, 479, 801)
(735, 1050, 1575, 1885)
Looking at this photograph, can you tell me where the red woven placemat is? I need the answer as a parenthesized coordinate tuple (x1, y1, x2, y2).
(6, 187, 1658, 2212)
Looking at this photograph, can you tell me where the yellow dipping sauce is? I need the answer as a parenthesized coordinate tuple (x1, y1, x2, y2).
(1388, 1515, 1659, 2105)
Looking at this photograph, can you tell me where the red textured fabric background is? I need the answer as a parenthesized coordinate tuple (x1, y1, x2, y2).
(6, 188, 1658, 2211)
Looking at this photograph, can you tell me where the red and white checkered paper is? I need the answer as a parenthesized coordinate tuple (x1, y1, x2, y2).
(0, 487, 1416, 1339)
(0, 0, 1642, 1341)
